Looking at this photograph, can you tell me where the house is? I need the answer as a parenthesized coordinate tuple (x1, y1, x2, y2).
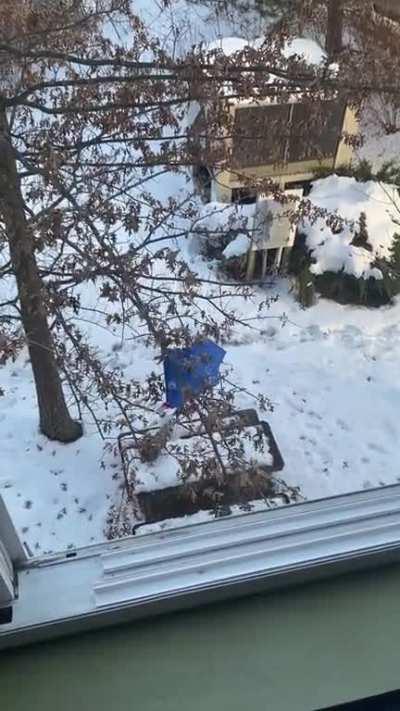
(190, 37, 359, 277)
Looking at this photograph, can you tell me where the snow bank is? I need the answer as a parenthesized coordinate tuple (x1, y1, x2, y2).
(303, 176, 400, 279)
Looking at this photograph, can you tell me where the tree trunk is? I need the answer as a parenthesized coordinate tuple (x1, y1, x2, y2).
(0, 109, 82, 443)
(326, 0, 343, 58)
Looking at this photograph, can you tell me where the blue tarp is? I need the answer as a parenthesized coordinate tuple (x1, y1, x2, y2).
(164, 340, 226, 409)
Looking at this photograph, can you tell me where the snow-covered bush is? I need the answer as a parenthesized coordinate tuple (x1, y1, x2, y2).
(292, 175, 400, 307)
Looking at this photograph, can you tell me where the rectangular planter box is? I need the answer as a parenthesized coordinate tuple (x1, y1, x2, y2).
(136, 417, 285, 525)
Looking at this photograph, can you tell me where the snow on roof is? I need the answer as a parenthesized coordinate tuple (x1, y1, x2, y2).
(205, 35, 326, 67)
(303, 175, 400, 280)
(282, 37, 326, 66)
(195, 35, 328, 111)
(205, 36, 250, 56)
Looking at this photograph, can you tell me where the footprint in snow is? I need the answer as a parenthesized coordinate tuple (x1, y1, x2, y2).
(336, 418, 351, 432)
(340, 326, 364, 348)
(367, 442, 388, 455)
(383, 420, 398, 441)
(307, 421, 322, 433)
(284, 396, 305, 414)
(307, 325, 326, 340)
(298, 325, 323, 343)
(263, 326, 277, 339)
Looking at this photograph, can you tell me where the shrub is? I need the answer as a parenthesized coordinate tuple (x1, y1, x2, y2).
(389, 232, 400, 270)
(289, 230, 400, 307)
(289, 166, 400, 307)
(314, 270, 397, 307)
(297, 264, 316, 308)
(351, 211, 372, 251)
(313, 159, 400, 189)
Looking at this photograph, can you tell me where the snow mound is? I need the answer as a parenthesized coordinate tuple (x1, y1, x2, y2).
(192, 201, 254, 246)
(282, 37, 326, 65)
(223, 233, 251, 259)
(303, 176, 400, 279)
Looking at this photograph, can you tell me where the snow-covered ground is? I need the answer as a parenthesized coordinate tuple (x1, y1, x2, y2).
(229, 288, 400, 501)
(2, 278, 400, 553)
(2, 0, 400, 554)
(0, 363, 117, 554)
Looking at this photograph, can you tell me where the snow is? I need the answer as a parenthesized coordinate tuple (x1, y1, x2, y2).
(223, 233, 251, 259)
(134, 494, 293, 536)
(226, 293, 400, 501)
(196, 201, 254, 231)
(128, 424, 273, 494)
(357, 98, 400, 172)
(358, 128, 400, 172)
(201, 35, 327, 103)
(2, 0, 400, 554)
(303, 176, 400, 279)
(190, 201, 254, 256)
(205, 36, 250, 56)
(0, 361, 117, 554)
(282, 37, 326, 65)
(3, 275, 400, 552)
(205, 36, 326, 67)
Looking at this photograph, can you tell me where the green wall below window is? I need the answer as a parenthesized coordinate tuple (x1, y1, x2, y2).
(2, 564, 400, 711)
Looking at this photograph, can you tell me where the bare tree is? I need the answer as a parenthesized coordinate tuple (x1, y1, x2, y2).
(0, 109, 82, 441)
(326, 0, 343, 57)
(0, 0, 399, 447)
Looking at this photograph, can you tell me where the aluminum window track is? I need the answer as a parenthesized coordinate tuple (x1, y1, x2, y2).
(2, 484, 400, 648)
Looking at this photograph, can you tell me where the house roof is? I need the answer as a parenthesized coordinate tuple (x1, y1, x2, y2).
(189, 36, 347, 171)
(231, 100, 346, 169)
